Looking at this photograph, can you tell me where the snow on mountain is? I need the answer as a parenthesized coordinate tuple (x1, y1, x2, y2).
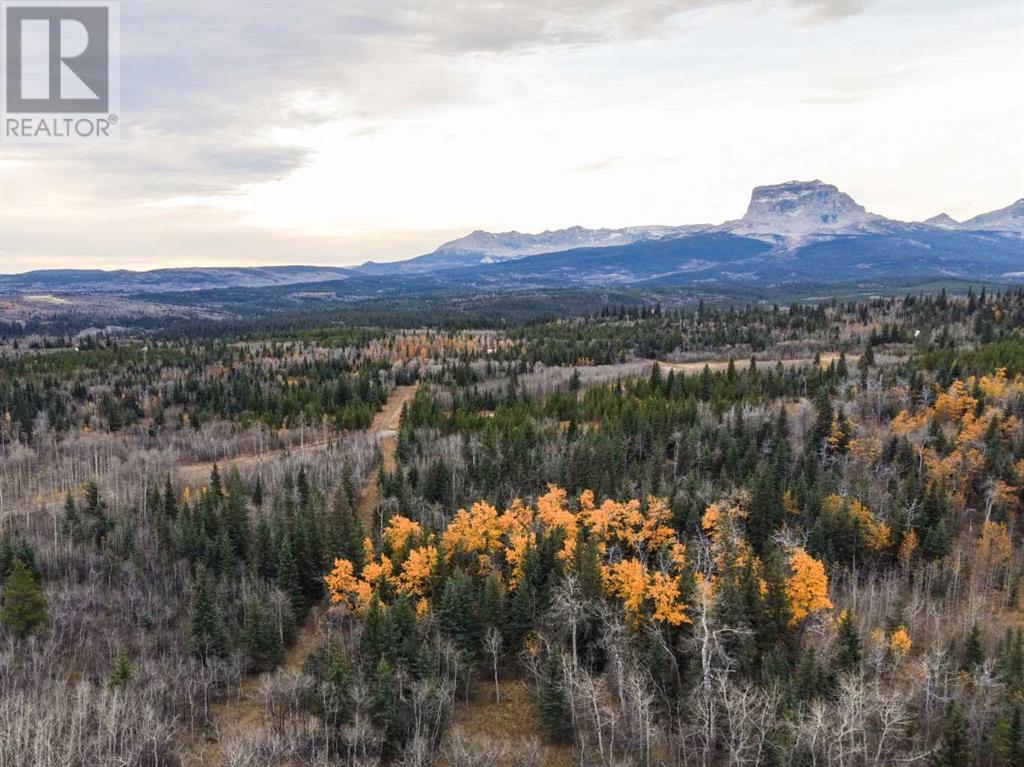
(358, 224, 709, 273)
(357, 181, 1021, 276)
(921, 213, 961, 229)
(432, 224, 701, 259)
(721, 180, 891, 238)
(960, 199, 1024, 234)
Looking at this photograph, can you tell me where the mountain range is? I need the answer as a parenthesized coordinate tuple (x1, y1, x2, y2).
(2, 181, 1021, 300)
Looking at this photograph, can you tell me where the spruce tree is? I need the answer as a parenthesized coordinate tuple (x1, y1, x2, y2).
(0, 558, 47, 639)
(963, 622, 984, 671)
(61, 490, 81, 541)
(933, 701, 971, 767)
(189, 567, 228, 662)
(327, 486, 364, 569)
(163, 476, 177, 518)
(209, 463, 223, 499)
(835, 609, 862, 672)
(109, 646, 134, 689)
(438, 569, 481, 661)
(243, 598, 284, 673)
(83, 481, 113, 549)
(369, 657, 396, 747)
(277, 534, 305, 617)
(537, 651, 571, 742)
(252, 515, 277, 580)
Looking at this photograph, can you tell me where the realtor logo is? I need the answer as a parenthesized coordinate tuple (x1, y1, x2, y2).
(2, 1, 119, 142)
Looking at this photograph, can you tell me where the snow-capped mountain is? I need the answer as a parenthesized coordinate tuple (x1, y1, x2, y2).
(434, 225, 695, 259)
(921, 213, 961, 229)
(353, 181, 1023, 276)
(357, 224, 708, 273)
(960, 199, 1024, 233)
(8, 181, 1019, 295)
(720, 180, 891, 238)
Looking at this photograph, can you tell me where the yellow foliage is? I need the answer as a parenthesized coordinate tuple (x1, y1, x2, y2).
(786, 548, 832, 624)
(363, 553, 397, 588)
(824, 494, 891, 552)
(382, 515, 423, 554)
(898, 529, 918, 566)
(647, 571, 689, 626)
(889, 626, 912, 658)
(604, 558, 648, 625)
(978, 368, 1008, 400)
(536, 485, 578, 561)
(977, 520, 1012, 571)
(604, 558, 690, 628)
(324, 558, 358, 607)
(891, 409, 928, 435)
(505, 530, 535, 588)
(415, 598, 431, 619)
(848, 437, 880, 465)
(933, 379, 976, 422)
(399, 545, 438, 597)
(701, 504, 721, 535)
(441, 501, 510, 571)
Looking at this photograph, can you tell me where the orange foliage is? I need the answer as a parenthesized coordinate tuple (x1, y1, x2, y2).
(399, 545, 438, 597)
(324, 558, 358, 608)
(898, 529, 918, 567)
(889, 626, 912, 659)
(324, 485, 694, 628)
(786, 548, 833, 624)
(382, 515, 423, 553)
(977, 520, 1012, 572)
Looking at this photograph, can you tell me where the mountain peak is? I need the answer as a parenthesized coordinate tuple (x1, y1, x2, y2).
(961, 198, 1024, 233)
(922, 213, 960, 229)
(729, 180, 883, 236)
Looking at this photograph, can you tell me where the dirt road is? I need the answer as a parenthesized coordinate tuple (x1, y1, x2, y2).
(179, 383, 418, 766)
(655, 352, 857, 376)
(176, 384, 419, 486)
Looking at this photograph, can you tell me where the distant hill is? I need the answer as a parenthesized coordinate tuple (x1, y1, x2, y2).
(2, 181, 1020, 304)
(0, 265, 355, 294)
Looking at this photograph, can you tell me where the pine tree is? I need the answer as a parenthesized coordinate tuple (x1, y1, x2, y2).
(538, 651, 571, 742)
(163, 476, 177, 518)
(438, 569, 481, 661)
(835, 609, 862, 672)
(360, 592, 390, 671)
(109, 646, 134, 689)
(61, 490, 81, 540)
(252, 475, 264, 508)
(243, 598, 284, 673)
(933, 700, 971, 767)
(369, 657, 397, 748)
(747, 466, 783, 553)
(208, 463, 223, 499)
(277, 534, 305, 617)
(0, 558, 47, 639)
(189, 567, 228, 662)
(83, 481, 113, 549)
(252, 515, 277, 580)
(221, 467, 250, 561)
(327, 486, 364, 569)
(811, 388, 833, 458)
(963, 622, 984, 670)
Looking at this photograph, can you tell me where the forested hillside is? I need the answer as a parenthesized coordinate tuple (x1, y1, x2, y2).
(1, 288, 1022, 766)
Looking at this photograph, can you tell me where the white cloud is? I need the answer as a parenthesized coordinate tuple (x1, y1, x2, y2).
(1, 0, 1021, 273)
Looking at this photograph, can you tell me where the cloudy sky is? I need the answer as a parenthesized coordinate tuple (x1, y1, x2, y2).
(1, 0, 1022, 273)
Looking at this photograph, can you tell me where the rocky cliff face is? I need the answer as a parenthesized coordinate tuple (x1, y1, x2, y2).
(725, 180, 887, 236)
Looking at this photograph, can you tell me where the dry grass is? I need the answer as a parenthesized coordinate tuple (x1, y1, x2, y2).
(438, 676, 574, 767)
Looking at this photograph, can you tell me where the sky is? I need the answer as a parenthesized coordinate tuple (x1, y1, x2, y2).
(1, 0, 1022, 274)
